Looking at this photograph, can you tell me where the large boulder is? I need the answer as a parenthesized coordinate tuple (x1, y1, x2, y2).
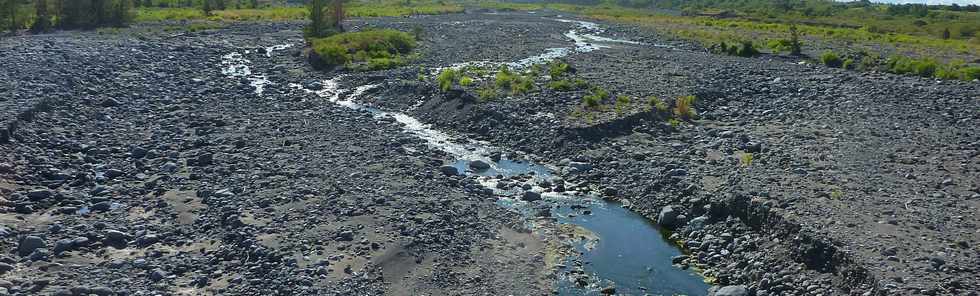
(468, 160, 491, 171)
(17, 236, 46, 257)
(712, 285, 749, 296)
(521, 191, 542, 202)
(438, 165, 459, 176)
(657, 206, 679, 228)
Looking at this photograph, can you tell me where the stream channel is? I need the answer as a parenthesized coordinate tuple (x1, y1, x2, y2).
(221, 15, 708, 296)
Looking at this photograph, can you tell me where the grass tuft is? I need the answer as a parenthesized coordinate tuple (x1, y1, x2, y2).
(673, 95, 697, 120)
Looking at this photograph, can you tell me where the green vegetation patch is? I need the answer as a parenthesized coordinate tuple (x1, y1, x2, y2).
(716, 41, 759, 57)
(309, 29, 416, 71)
(820, 50, 843, 68)
(885, 56, 979, 80)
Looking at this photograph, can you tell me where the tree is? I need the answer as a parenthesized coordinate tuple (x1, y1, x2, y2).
(308, 0, 325, 37)
(306, 0, 347, 38)
(91, 0, 107, 26)
(249, 0, 257, 8)
(31, 0, 51, 32)
(202, 0, 212, 15)
(4, 0, 17, 32)
(789, 23, 802, 56)
(329, 0, 343, 30)
(109, 0, 132, 27)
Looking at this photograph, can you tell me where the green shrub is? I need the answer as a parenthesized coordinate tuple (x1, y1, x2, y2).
(477, 85, 498, 101)
(437, 68, 459, 92)
(510, 75, 534, 95)
(717, 41, 759, 57)
(549, 60, 571, 78)
(935, 61, 980, 81)
(417, 67, 427, 82)
(859, 54, 879, 71)
(767, 39, 794, 53)
(493, 66, 534, 95)
(820, 51, 843, 68)
(582, 88, 609, 108)
(459, 76, 474, 87)
(313, 43, 350, 66)
(614, 95, 631, 114)
(842, 58, 854, 70)
(886, 56, 937, 77)
(648, 96, 668, 112)
(739, 152, 754, 166)
(309, 29, 416, 70)
(548, 79, 574, 91)
(494, 66, 516, 88)
(364, 57, 406, 70)
(961, 67, 980, 80)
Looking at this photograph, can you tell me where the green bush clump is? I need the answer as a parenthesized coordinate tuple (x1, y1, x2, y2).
(960, 67, 980, 81)
(366, 57, 407, 70)
(494, 66, 534, 95)
(614, 95, 631, 114)
(886, 56, 937, 77)
(820, 51, 843, 68)
(459, 76, 474, 87)
(648, 96, 668, 113)
(494, 67, 515, 88)
(477, 85, 498, 101)
(549, 60, 571, 78)
(934, 61, 980, 81)
(548, 80, 573, 91)
(842, 58, 854, 70)
(767, 39, 795, 54)
(309, 29, 416, 70)
(510, 75, 534, 95)
(437, 68, 460, 92)
(717, 41, 759, 57)
(582, 88, 609, 108)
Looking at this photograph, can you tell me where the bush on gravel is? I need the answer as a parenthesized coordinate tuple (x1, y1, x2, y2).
(494, 66, 534, 95)
(717, 41, 759, 57)
(309, 29, 416, 70)
(614, 95, 631, 114)
(548, 60, 572, 78)
(673, 95, 697, 120)
(459, 76, 474, 87)
(477, 85, 498, 101)
(820, 50, 843, 68)
(886, 56, 980, 80)
(648, 96, 668, 113)
(436, 68, 460, 91)
(582, 87, 609, 108)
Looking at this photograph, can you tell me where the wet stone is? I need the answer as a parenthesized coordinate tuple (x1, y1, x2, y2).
(17, 236, 46, 257)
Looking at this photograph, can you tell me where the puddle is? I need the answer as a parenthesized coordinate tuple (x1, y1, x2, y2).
(553, 202, 708, 295)
(222, 16, 707, 296)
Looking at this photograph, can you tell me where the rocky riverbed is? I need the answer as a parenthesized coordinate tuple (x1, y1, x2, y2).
(1, 9, 978, 296)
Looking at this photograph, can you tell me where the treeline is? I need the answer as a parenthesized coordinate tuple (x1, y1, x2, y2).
(602, 0, 978, 17)
(1, 0, 134, 32)
(131, 0, 262, 9)
(0, 0, 266, 33)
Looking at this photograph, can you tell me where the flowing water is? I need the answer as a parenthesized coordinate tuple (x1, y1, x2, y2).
(221, 16, 707, 295)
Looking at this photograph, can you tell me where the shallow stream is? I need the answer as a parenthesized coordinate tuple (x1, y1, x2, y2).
(221, 15, 707, 295)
